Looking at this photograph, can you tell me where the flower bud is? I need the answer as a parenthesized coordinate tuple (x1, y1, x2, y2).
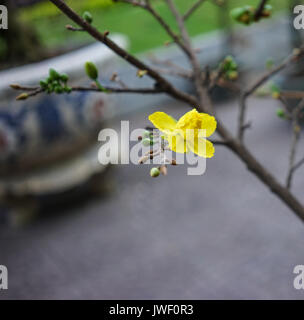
(142, 138, 151, 147)
(150, 167, 160, 178)
(85, 62, 98, 80)
(10, 84, 21, 89)
(159, 165, 167, 176)
(60, 73, 69, 82)
(171, 159, 177, 165)
(83, 11, 93, 24)
(142, 130, 151, 139)
(272, 92, 280, 99)
(64, 86, 72, 93)
(16, 93, 29, 100)
(227, 70, 238, 80)
(55, 86, 63, 94)
(136, 69, 148, 78)
(230, 7, 246, 21)
(262, 4, 273, 18)
(39, 80, 48, 88)
(230, 6, 254, 25)
(49, 68, 60, 80)
(276, 108, 285, 118)
(138, 155, 149, 164)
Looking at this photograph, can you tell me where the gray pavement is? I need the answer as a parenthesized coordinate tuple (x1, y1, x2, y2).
(1, 96, 304, 299)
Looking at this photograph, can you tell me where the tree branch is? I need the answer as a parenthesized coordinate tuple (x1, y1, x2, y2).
(286, 99, 304, 189)
(254, 0, 268, 21)
(115, 0, 191, 58)
(49, 0, 197, 106)
(22, 0, 304, 222)
(238, 47, 304, 142)
(11, 84, 165, 95)
(183, 0, 206, 21)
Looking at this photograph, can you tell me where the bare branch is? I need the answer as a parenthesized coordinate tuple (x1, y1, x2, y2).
(165, 0, 212, 113)
(49, 0, 197, 106)
(292, 157, 304, 173)
(148, 55, 193, 79)
(11, 84, 165, 96)
(286, 99, 304, 189)
(65, 24, 84, 32)
(254, 0, 268, 21)
(238, 47, 304, 142)
(115, 0, 191, 57)
(183, 0, 206, 21)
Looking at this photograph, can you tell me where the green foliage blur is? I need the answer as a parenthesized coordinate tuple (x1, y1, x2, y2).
(19, 0, 288, 54)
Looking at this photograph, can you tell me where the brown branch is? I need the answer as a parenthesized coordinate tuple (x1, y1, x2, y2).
(254, 0, 268, 21)
(183, 0, 206, 21)
(292, 157, 304, 173)
(116, 0, 191, 58)
(35, 0, 304, 221)
(165, 0, 212, 113)
(209, 139, 228, 146)
(238, 48, 304, 142)
(286, 99, 304, 189)
(281, 91, 304, 99)
(65, 24, 84, 32)
(148, 57, 193, 78)
(149, 54, 192, 73)
(49, 0, 197, 106)
(12, 84, 165, 95)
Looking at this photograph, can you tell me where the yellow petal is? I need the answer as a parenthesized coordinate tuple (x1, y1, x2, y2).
(199, 113, 217, 137)
(176, 108, 201, 130)
(187, 137, 215, 158)
(166, 133, 188, 153)
(148, 112, 177, 133)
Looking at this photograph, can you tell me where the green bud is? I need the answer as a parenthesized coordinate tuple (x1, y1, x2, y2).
(64, 86, 72, 93)
(49, 68, 60, 80)
(16, 93, 29, 100)
(85, 61, 98, 80)
(230, 6, 254, 25)
(150, 167, 160, 178)
(270, 83, 281, 97)
(83, 11, 93, 24)
(142, 130, 151, 139)
(230, 7, 246, 21)
(60, 73, 69, 82)
(55, 86, 63, 94)
(142, 138, 151, 147)
(227, 70, 238, 81)
(262, 4, 273, 17)
(39, 80, 47, 88)
(221, 55, 238, 72)
(276, 108, 285, 118)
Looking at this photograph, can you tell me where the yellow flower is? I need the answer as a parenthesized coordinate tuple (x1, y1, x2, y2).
(149, 108, 217, 158)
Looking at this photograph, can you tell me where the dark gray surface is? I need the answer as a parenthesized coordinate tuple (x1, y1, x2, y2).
(1, 96, 304, 300)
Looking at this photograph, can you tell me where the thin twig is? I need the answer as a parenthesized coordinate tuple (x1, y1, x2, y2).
(292, 157, 304, 173)
(209, 139, 228, 146)
(116, 0, 191, 58)
(183, 0, 206, 21)
(254, 0, 268, 21)
(65, 24, 85, 32)
(165, 0, 212, 113)
(286, 99, 304, 189)
(238, 47, 304, 142)
(149, 55, 193, 79)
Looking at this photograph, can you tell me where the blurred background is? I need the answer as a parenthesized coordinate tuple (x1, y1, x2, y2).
(1, 0, 304, 299)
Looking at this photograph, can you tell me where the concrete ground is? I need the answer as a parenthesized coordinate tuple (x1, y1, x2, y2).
(1, 96, 304, 300)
